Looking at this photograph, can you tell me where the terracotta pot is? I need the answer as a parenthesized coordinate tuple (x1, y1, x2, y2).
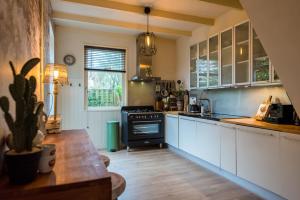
(5, 147, 42, 184)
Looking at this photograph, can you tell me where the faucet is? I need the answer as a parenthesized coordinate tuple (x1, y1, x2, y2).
(198, 98, 212, 114)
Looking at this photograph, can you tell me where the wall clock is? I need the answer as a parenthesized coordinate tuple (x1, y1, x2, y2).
(63, 54, 76, 66)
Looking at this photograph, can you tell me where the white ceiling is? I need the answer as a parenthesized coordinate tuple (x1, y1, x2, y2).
(51, 0, 232, 38)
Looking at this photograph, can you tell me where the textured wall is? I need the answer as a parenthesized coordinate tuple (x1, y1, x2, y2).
(0, 0, 51, 175)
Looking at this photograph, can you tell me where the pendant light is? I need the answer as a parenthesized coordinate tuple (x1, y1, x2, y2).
(137, 7, 157, 56)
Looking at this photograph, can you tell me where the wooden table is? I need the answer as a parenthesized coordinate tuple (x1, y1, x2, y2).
(0, 130, 112, 200)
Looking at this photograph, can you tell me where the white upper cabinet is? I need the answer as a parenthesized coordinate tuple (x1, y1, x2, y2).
(208, 35, 219, 88)
(220, 28, 233, 86)
(234, 21, 250, 85)
(197, 40, 208, 88)
(190, 44, 198, 89)
(189, 21, 281, 89)
(251, 29, 271, 84)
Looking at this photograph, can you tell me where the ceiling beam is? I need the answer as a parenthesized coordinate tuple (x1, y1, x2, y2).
(198, 0, 243, 9)
(63, 0, 215, 25)
(53, 11, 192, 36)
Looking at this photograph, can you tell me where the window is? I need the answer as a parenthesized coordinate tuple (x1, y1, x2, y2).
(85, 45, 126, 109)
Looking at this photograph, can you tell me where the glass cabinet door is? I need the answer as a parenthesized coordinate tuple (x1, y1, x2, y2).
(208, 35, 219, 87)
(190, 44, 198, 88)
(235, 22, 250, 84)
(197, 40, 208, 88)
(221, 29, 233, 85)
(252, 29, 270, 83)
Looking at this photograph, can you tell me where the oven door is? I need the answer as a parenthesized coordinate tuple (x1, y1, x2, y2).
(128, 120, 163, 140)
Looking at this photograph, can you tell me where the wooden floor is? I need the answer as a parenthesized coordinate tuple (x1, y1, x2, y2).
(100, 148, 262, 200)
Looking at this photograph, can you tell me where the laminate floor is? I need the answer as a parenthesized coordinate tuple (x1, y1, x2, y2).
(100, 148, 262, 200)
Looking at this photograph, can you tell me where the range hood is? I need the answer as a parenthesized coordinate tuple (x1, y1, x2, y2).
(131, 39, 161, 82)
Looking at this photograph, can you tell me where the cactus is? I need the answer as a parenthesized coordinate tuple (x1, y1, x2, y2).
(0, 58, 44, 153)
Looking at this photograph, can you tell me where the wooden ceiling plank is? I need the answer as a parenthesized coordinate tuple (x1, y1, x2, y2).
(198, 0, 243, 9)
(53, 11, 192, 36)
(63, 0, 215, 25)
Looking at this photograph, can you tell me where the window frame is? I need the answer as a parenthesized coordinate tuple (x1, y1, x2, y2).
(84, 45, 127, 111)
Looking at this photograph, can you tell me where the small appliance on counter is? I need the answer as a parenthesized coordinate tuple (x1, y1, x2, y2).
(263, 103, 294, 124)
(189, 96, 200, 113)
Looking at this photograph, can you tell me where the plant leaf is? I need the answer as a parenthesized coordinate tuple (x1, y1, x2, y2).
(9, 61, 16, 77)
(20, 58, 40, 76)
(29, 76, 37, 93)
(0, 96, 9, 113)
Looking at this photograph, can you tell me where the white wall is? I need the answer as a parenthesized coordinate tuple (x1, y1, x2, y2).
(55, 25, 177, 149)
(176, 9, 291, 116)
(240, 0, 300, 116)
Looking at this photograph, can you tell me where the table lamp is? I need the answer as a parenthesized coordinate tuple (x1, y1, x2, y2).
(44, 63, 68, 133)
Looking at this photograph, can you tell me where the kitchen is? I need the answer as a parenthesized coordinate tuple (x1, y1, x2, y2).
(0, 0, 300, 200)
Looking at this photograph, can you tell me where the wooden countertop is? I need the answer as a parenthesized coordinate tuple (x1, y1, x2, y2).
(164, 111, 179, 116)
(222, 118, 300, 135)
(0, 129, 112, 200)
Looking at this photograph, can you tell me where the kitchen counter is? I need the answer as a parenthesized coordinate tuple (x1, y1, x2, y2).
(178, 112, 246, 121)
(222, 118, 300, 135)
(164, 111, 179, 116)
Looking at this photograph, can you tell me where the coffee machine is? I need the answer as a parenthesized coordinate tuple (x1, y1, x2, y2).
(189, 96, 200, 113)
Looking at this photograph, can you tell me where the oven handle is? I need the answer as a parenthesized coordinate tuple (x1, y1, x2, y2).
(131, 120, 162, 123)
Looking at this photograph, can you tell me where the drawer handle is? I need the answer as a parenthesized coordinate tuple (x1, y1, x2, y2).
(218, 124, 235, 129)
(282, 136, 300, 142)
(248, 130, 275, 137)
(180, 118, 195, 122)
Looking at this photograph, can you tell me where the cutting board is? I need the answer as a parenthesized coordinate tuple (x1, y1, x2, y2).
(255, 96, 272, 121)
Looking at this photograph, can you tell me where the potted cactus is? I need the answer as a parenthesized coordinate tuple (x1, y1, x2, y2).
(0, 58, 44, 184)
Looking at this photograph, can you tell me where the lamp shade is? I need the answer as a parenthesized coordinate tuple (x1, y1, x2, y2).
(44, 63, 68, 85)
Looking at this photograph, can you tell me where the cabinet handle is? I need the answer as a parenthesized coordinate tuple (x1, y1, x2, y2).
(218, 124, 235, 129)
(282, 136, 300, 142)
(243, 129, 275, 137)
(180, 118, 195, 122)
(167, 115, 178, 119)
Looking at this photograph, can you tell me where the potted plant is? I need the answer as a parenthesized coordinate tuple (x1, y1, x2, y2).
(0, 58, 44, 184)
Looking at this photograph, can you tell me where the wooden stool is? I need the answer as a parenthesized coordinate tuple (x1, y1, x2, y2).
(99, 154, 110, 168)
(110, 172, 126, 200)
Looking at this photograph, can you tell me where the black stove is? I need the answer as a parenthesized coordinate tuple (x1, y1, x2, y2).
(121, 106, 164, 151)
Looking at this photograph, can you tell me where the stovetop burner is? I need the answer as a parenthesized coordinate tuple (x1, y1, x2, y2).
(121, 106, 155, 113)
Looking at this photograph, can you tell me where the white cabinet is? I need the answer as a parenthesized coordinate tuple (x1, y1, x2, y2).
(236, 126, 281, 194)
(219, 123, 236, 175)
(165, 114, 179, 148)
(195, 120, 220, 167)
(178, 116, 197, 155)
(279, 133, 300, 200)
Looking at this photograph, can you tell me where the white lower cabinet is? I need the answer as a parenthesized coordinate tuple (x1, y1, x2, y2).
(195, 120, 221, 167)
(165, 115, 179, 148)
(219, 123, 236, 175)
(178, 117, 197, 155)
(279, 133, 300, 200)
(236, 126, 281, 195)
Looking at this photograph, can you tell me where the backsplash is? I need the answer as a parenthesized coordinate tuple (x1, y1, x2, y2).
(128, 82, 156, 106)
(191, 86, 291, 117)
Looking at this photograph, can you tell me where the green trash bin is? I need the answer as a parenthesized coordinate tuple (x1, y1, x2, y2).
(107, 121, 119, 152)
